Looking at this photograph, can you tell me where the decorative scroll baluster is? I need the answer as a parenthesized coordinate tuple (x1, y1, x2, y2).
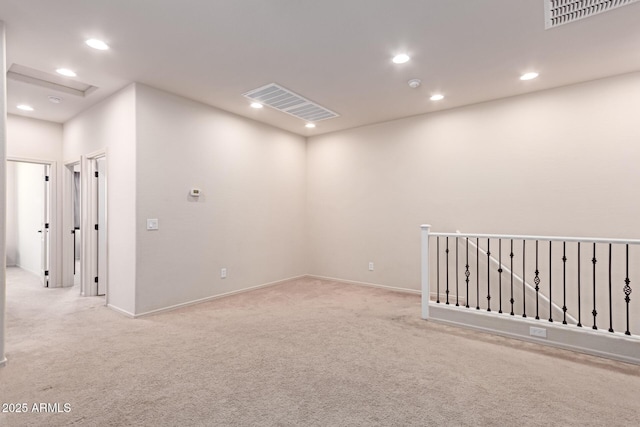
(476, 238, 480, 310)
(487, 239, 491, 312)
(549, 241, 553, 323)
(465, 238, 470, 309)
(534, 240, 540, 320)
(456, 237, 459, 306)
(624, 244, 632, 336)
(522, 240, 527, 318)
(436, 237, 440, 304)
(498, 239, 503, 314)
(510, 240, 514, 316)
(562, 242, 567, 325)
(592, 243, 598, 330)
(577, 242, 582, 327)
(446, 237, 450, 305)
(608, 244, 613, 333)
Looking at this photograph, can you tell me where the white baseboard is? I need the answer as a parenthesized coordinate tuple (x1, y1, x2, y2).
(306, 274, 420, 295)
(133, 275, 308, 318)
(107, 304, 135, 318)
(429, 303, 640, 365)
(15, 264, 40, 277)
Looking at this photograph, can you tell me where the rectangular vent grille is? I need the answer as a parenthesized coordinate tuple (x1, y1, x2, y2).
(243, 83, 339, 122)
(545, 0, 640, 28)
(7, 64, 98, 97)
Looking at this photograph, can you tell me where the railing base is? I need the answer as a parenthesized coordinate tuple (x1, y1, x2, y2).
(428, 303, 640, 365)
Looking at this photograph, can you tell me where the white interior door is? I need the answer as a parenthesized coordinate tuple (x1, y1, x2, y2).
(96, 157, 107, 296)
(40, 163, 51, 287)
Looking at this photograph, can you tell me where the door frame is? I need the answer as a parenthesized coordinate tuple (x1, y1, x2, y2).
(80, 150, 108, 302)
(6, 156, 59, 287)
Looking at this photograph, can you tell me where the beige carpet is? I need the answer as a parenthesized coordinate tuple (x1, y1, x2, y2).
(1, 267, 640, 427)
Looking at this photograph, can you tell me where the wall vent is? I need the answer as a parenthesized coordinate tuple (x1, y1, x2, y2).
(7, 64, 98, 97)
(545, 0, 640, 29)
(243, 83, 339, 122)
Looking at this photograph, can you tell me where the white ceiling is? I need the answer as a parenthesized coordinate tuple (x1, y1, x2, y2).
(2, 0, 640, 136)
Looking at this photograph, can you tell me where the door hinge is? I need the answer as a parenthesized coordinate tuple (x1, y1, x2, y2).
(95, 224, 99, 231)
(44, 270, 49, 276)
(95, 171, 99, 178)
(94, 277, 99, 283)
(45, 175, 50, 181)
(45, 223, 49, 229)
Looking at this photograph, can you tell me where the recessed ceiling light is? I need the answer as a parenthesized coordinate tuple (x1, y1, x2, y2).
(305, 123, 316, 128)
(56, 68, 77, 77)
(392, 54, 410, 64)
(430, 94, 445, 101)
(48, 95, 63, 104)
(250, 102, 263, 109)
(520, 72, 539, 81)
(17, 104, 34, 111)
(85, 38, 109, 50)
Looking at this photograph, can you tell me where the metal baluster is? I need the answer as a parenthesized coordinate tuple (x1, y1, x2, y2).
(624, 244, 632, 335)
(436, 237, 440, 304)
(487, 239, 491, 312)
(498, 239, 503, 314)
(592, 243, 598, 330)
(465, 238, 470, 309)
(549, 241, 553, 322)
(446, 237, 450, 305)
(476, 238, 480, 310)
(577, 242, 582, 327)
(510, 240, 514, 316)
(608, 244, 613, 333)
(456, 237, 459, 307)
(562, 242, 567, 325)
(534, 240, 540, 320)
(522, 240, 527, 318)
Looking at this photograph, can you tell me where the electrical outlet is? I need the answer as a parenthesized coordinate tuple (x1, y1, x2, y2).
(221, 268, 227, 279)
(529, 327, 547, 338)
(368, 262, 374, 271)
(146, 218, 159, 230)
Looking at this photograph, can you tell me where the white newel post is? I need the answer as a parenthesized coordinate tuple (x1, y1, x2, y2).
(421, 224, 431, 320)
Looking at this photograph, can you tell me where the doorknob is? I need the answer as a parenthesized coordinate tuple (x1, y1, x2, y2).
(37, 230, 42, 233)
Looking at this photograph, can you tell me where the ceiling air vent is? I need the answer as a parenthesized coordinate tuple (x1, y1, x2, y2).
(545, 0, 640, 29)
(243, 83, 339, 122)
(7, 64, 98, 97)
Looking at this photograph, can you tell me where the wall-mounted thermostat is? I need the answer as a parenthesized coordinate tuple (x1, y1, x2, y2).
(190, 188, 201, 197)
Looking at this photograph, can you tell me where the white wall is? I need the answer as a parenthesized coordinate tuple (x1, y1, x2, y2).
(306, 72, 640, 291)
(7, 114, 63, 160)
(1, 18, 8, 366)
(134, 84, 307, 314)
(63, 84, 137, 314)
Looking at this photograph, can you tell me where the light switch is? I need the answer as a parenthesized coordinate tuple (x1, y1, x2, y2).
(147, 219, 159, 230)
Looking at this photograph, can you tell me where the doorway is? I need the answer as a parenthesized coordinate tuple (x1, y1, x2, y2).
(5, 159, 52, 287)
(68, 153, 108, 299)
